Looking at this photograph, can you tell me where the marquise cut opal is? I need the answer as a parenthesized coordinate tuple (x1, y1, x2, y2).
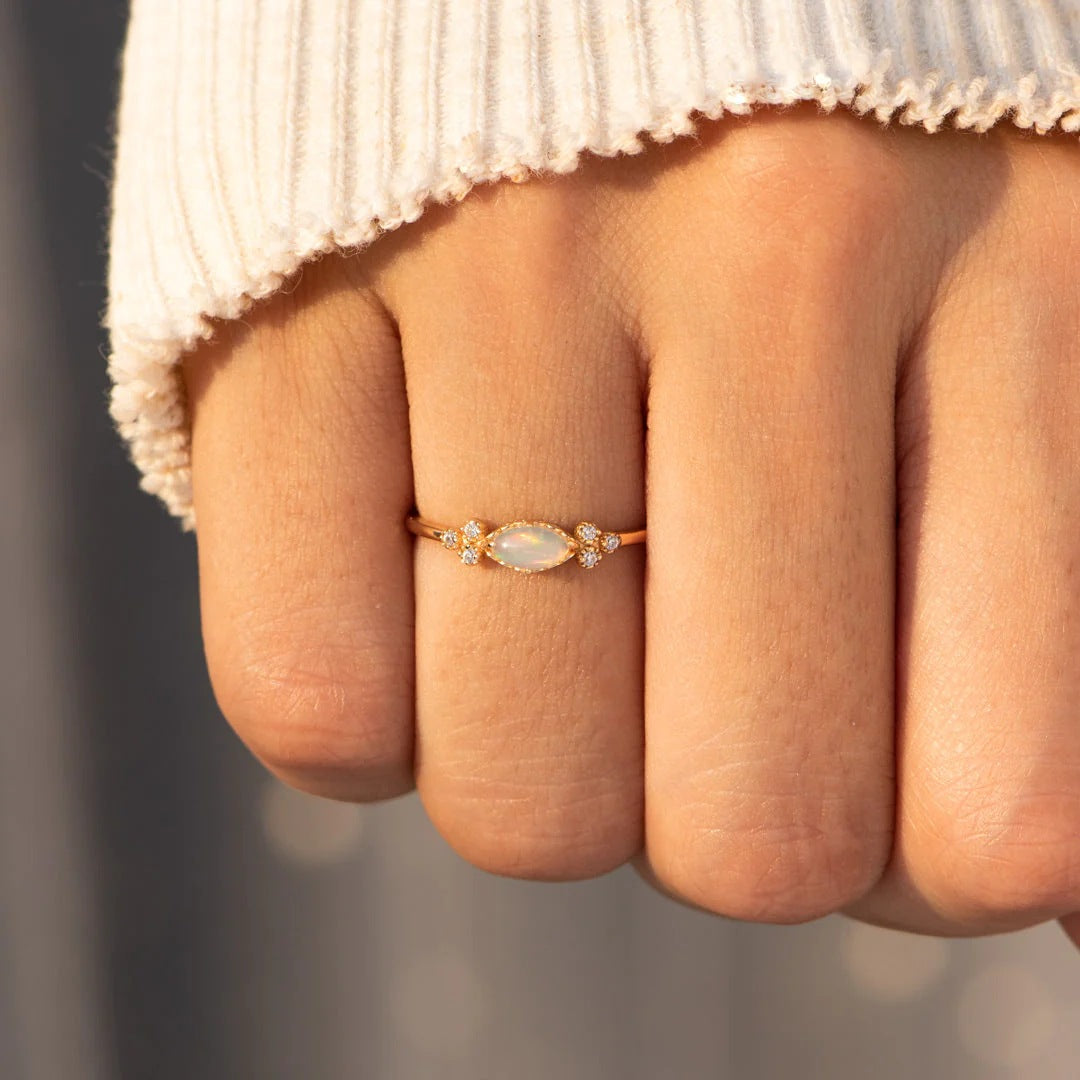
(488, 524, 572, 572)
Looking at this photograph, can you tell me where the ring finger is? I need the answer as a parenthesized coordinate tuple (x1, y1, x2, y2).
(376, 185, 648, 880)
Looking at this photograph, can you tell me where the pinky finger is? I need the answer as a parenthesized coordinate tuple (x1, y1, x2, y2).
(182, 255, 416, 801)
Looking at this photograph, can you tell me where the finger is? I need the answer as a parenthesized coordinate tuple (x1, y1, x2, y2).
(183, 255, 416, 800)
(860, 162, 1080, 934)
(376, 182, 646, 881)
(639, 131, 904, 922)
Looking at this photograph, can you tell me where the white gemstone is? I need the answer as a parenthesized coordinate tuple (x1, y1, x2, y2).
(579, 523, 599, 542)
(579, 550, 600, 569)
(442, 530, 458, 549)
(463, 520, 483, 541)
(602, 534, 620, 553)
(460, 547, 480, 565)
(488, 524, 571, 572)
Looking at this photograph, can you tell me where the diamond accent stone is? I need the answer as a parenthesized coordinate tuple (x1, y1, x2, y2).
(579, 550, 600, 569)
(460, 547, 480, 565)
(578, 523, 599, 542)
(442, 530, 458, 549)
(463, 520, 483, 542)
(602, 534, 621, 553)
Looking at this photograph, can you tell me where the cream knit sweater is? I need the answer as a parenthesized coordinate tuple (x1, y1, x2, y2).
(105, 0, 1080, 530)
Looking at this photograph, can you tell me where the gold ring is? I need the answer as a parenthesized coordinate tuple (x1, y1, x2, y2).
(406, 515, 646, 573)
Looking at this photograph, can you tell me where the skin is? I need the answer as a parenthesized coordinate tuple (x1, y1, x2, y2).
(181, 104, 1080, 946)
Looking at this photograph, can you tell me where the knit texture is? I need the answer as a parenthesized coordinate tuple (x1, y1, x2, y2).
(105, 0, 1080, 530)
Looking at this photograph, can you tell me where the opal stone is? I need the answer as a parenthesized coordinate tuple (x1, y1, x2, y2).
(488, 524, 572, 572)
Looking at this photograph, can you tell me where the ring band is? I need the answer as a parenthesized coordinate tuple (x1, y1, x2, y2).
(407, 515, 646, 573)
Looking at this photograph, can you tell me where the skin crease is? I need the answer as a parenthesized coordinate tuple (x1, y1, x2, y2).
(181, 103, 1080, 949)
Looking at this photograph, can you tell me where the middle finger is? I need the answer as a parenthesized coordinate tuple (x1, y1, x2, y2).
(640, 173, 903, 922)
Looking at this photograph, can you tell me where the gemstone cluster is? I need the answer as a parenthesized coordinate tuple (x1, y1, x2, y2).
(439, 518, 624, 573)
(573, 521, 620, 569)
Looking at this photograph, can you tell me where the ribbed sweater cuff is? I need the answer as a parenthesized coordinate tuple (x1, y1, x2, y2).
(105, 0, 1080, 529)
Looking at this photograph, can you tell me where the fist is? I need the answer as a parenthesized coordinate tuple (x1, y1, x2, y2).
(181, 104, 1080, 941)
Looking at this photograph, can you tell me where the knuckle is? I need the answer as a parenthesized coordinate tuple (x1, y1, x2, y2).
(1001, 153, 1080, 302)
(656, 809, 888, 924)
(719, 121, 907, 283)
(209, 636, 412, 802)
(985, 217, 1080, 323)
(403, 177, 590, 296)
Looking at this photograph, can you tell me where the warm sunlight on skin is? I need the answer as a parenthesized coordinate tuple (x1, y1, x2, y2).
(180, 105, 1080, 946)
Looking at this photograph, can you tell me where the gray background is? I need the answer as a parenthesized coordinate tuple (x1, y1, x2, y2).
(1, 3, 1077, 1078)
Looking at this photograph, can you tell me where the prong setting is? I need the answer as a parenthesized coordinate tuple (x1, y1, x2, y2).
(573, 521, 609, 569)
(436, 520, 490, 565)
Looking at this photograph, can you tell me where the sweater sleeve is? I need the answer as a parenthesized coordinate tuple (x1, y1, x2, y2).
(104, 0, 1080, 530)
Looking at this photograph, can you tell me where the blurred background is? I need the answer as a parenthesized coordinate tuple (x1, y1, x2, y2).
(2, 3, 1078, 1078)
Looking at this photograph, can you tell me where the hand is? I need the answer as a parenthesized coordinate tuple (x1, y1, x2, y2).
(181, 103, 1080, 945)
